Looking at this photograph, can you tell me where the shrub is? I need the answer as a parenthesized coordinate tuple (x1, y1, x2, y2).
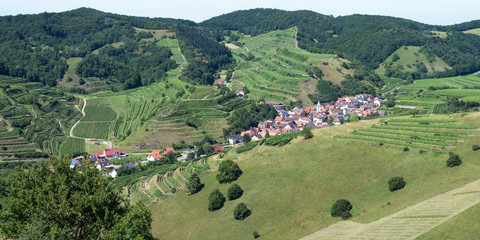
(227, 184, 243, 200)
(388, 177, 406, 191)
(403, 147, 409, 151)
(330, 199, 352, 217)
(253, 231, 260, 239)
(340, 211, 352, 220)
(472, 144, 480, 151)
(233, 203, 251, 220)
(447, 152, 462, 167)
(216, 160, 242, 184)
(186, 173, 203, 195)
(208, 189, 225, 211)
(302, 126, 313, 139)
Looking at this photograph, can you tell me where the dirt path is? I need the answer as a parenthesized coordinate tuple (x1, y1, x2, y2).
(300, 179, 480, 240)
(293, 26, 299, 49)
(70, 98, 86, 137)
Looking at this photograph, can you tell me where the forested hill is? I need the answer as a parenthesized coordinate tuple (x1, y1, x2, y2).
(201, 9, 480, 79)
(0, 8, 231, 89)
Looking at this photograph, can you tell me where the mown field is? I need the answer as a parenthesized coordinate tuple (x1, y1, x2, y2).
(149, 112, 480, 240)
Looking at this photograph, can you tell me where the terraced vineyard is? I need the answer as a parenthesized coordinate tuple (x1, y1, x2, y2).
(335, 118, 476, 151)
(128, 157, 211, 203)
(73, 122, 111, 139)
(230, 28, 335, 103)
(59, 137, 85, 157)
(0, 128, 38, 159)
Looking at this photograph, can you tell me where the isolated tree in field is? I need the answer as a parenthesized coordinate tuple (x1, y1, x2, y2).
(216, 159, 243, 184)
(330, 199, 353, 218)
(302, 126, 313, 139)
(227, 184, 244, 200)
(208, 189, 226, 211)
(328, 117, 333, 126)
(186, 173, 203, 195)
(0, 156, 154, 239)
(388, 176, 406, 191)
(233, 203, 251, 220)
(349, 114, 359, 122)
(385, 98, 395, 107)
(265, 131, 270, 138)
(447, 152, 462, 167)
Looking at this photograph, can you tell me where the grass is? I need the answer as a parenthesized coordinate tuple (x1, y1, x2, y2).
(464, 28, 480, 36)
(376, 46, 450, 75)
(73, 122, 110, 139)
(416, 202, 480, 240)
(148, 112, 480, 240)
(230, 28, 336, 104)
(59, 137, 85, 156)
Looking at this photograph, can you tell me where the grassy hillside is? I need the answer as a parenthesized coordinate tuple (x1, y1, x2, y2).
(416, 202, 480, 239)
(377, 46, 450, 75)
(148, 113, 480, 240)
(229, 28, 339, 105)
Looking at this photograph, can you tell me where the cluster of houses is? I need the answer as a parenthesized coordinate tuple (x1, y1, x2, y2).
(227, 94, 385, 144)
(70, 147, 180, 178)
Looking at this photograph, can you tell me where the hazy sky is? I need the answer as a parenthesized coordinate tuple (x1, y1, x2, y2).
(2, 0, 479, 25)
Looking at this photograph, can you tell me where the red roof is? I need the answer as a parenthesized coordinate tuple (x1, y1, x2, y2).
(213, 146, 223, 152)
(148, 154, 163, 159)
(152, 150, 161, 154)
(163, 147, 175, 153)
(274, 116, 283, 121)
(104, 148, 121, 156)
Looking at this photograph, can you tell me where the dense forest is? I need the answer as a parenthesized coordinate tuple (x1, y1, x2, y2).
(201, 8, 480, 79)
(0, 8, 227, 89)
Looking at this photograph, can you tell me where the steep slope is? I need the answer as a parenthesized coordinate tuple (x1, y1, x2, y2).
(201, 9, 480, 78)
(149, 113, 480, 240)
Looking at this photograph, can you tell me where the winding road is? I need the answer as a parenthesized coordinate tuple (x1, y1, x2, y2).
(69, 98, 112, 148)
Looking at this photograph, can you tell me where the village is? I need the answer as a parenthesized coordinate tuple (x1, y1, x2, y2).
(71, 94, 384, 178)
(227, 94, 385, 143)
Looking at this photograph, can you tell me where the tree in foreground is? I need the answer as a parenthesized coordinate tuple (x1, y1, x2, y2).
(447, 152, 462, 167)
(186, 173, 203, 195)
(0, 156, 155, 240)
(330, 199, 353, 219)
(233, 203, 251, 220)
(302, 126, 313, 139)
(227, 184, 244, 200)
(388, 176, 406, 191)
(208, 189, 226, 211)
(216, 159, 243, 184)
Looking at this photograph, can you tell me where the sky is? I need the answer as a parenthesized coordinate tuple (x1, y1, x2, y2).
(1, 0, 480, 26)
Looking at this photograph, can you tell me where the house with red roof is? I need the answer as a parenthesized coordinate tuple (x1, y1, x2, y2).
(163, 147, 175, 154)
(212, 145, 224, 152)
(147, 153, 163, 161)
(103, 148, 126, 158)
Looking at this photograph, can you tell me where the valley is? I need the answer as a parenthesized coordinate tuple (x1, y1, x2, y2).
(1, 7, 480, 240)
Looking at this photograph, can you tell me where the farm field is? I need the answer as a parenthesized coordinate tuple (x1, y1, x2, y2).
(149, 112, 480, 240)
(59, 137, 85, 157)
(72, 122, 111, 139)
(416, 202, 480, 240)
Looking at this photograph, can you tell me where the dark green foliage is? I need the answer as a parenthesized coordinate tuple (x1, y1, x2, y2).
(388, 177, 406, 191)
(330, 199, 353, 217)
(176, 25, 233, 85)
(202, 9, 480, 78)
(302, 126, 313, 139)
(242, 134, 251, 143)
(447, 152, 462, 167)
(186, 173, 203, 195)
(236, 140, 261, 154)
(227, 184, 243, 200)
(224, 103, 277, 136)
(264, 131, 301, 146)
(472, 144, 480, 151)
(403, 147, 409, 151)
(0, 156, 154, 239)
(385, 98, 395, 107)
(340, 211, 352, 220)
(216, 159, 243, 184)
(253, 231, 260, 239)
(208, 189, 226, 211)
(233, 203, 251, 220)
